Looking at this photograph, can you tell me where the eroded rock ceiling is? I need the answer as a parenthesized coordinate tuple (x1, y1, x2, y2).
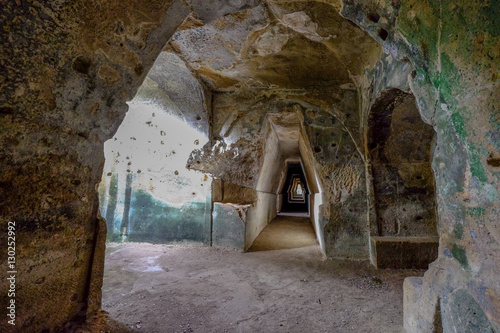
(167, 1, 381, 91)
(136, 0, 384, 194)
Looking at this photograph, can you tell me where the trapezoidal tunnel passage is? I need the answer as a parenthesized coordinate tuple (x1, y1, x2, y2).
(278, 162, 310, 215)
(1, 1, 499, 333)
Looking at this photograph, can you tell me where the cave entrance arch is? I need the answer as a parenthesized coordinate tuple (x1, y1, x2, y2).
(367, 89, 439, 269)
(98, 52, 212, 246)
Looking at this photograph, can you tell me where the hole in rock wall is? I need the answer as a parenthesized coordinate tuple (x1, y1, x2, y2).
(368, 89, 437, 237)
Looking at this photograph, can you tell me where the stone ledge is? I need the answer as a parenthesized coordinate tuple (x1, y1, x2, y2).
(370, 236, 439, 269)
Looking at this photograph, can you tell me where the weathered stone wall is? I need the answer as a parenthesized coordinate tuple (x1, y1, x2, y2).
(342, 0, 500, 330)
(189, 88, 371, 258)
(1, 0, 498, 331)
(0, 0, 190, 331)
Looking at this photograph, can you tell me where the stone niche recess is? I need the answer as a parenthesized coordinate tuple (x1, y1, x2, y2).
(368, 89, 438, 269)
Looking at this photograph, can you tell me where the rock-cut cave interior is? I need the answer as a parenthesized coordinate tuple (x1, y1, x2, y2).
(1, 1, 499, 332)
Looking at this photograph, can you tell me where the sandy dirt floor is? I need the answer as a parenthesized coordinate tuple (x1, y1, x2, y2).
(248, 216, 318, 252)
(100, 242, 424, 333)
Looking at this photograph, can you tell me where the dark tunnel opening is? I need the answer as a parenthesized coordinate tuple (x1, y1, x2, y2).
(279, 162, 310, 214)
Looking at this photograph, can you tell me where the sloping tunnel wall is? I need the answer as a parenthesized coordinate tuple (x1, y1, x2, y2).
(0, 1, 193, 332)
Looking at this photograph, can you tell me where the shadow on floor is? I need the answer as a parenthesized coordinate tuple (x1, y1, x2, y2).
(58, 311, 135, 333)
(247, 215, 318, 252)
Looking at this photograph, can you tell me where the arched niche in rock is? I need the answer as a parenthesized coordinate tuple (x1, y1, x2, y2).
(367, 88, 438, 269)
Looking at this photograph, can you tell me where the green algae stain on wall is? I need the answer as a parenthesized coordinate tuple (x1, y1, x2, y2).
(451, 112, 466, 139)
(452, 244, 469, 270)
(467, 207, 485, 218)
(127, 189, 208, 244)
(449, 112, 489, 184)
(488, 110, 500, 150)
(99, 174, 211, 244)
(397, 0, 439, 64)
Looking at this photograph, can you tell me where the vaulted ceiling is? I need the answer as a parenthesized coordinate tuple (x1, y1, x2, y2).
(165, 1, 381, 91)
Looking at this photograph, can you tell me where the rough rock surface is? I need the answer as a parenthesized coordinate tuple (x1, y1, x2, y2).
(0, 0, 190, 331)
(98, 51, 212, 245)
(341, 0, 500, 331)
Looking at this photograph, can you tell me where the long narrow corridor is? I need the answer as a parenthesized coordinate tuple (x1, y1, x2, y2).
(248, 216, 318, 252)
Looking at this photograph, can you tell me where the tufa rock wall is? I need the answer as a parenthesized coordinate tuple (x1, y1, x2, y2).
(0, 0, 191, 331)
(342, 0, 500, 330)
